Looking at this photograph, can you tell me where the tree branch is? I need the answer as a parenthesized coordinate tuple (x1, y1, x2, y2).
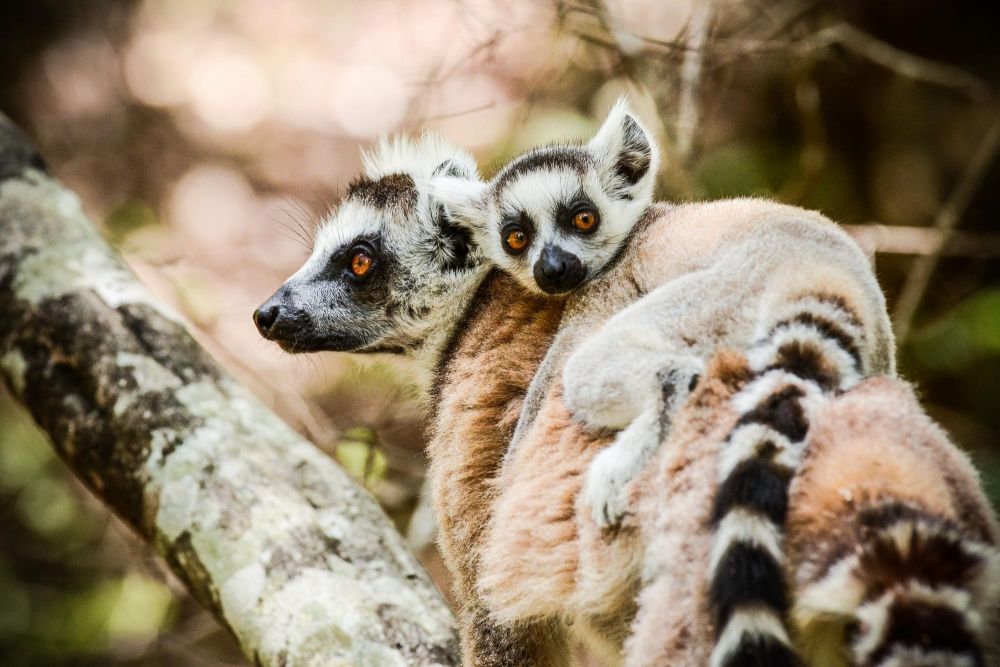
(675, 1, 713, 163)
(0, 114, 458, 666)
(797, 24, 992, 99)
(892, 114, 1000, 343)
(843, 224, 1000, 258)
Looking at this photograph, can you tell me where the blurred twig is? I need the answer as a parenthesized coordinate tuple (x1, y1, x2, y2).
(797, 24, 992, 99)
(675, 1, 713, 162)
(892, 115, 1000, 343)
(418, 101, 499, 123)
(844, 224, 1000, 258)
(556, 0, 992, 103)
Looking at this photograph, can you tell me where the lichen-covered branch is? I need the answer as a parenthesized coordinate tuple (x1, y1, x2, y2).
(0, 114, 458, 667)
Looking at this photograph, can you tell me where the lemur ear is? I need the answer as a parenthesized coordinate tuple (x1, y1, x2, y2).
(426, 166, 487, 271)
(587, 97, 659, 200)
(425, 175, 489, 231)
(433, 158, 474, 180)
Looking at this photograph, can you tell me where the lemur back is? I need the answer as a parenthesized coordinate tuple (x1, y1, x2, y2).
(428, 101, 895, 665)
(627, 354, 1000, 667)
(398, 109, 893, 666)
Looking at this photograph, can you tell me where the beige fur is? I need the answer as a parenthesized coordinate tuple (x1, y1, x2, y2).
(625, 350, 753, 667)
(625, 357, 1000, 667)
(428, 198, 996, 665)
(786, 377, 1000, 667)
(429, 272, 571, 665)
(476, 198, 885, 623)
(434, 198, 867, 661)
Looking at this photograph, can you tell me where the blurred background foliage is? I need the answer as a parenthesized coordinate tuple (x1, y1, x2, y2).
(0, 0, 997, 664)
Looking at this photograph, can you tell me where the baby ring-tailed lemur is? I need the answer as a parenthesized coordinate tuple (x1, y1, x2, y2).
(430, 98, 657, 297)
(431, 98, 895, 666)
(254, 128, 1000, 667)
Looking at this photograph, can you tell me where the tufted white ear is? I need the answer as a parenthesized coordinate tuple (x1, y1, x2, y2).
(432, 157, 475, 181)
(426, 175, 490, 232)
(587, 96, 660, 201)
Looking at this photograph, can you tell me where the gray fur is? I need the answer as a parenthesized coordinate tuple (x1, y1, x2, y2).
(567, 216, 894, 528)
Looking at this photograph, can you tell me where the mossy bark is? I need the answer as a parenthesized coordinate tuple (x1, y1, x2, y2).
(0, 113, 458, 667)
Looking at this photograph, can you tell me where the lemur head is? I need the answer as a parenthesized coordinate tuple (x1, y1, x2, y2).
(254, 134, 488, 365)
(430, 98, 659, 295)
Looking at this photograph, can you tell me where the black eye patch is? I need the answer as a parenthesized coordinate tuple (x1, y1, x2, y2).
(326, 235, 386, 283)
(499, 211, 534, 257)
(435, 204, 475, 272)
(498, 210, 535, 236)
(323, 235, 398, 308)
(555, 194, 600, 235)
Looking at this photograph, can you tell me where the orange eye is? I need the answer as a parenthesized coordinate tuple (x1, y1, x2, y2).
(573, 210, 597, 231)
(351, 251, 373, 277)
(504, 228, 529, 253)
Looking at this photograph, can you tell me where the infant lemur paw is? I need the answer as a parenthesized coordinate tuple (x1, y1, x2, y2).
(562, 327, 674, 432)
(656, 359, 704, 415)
(583, 411, 660, 529)
(581, 357, 705, 529)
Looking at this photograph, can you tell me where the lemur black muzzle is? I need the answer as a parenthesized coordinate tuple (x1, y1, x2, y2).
(534, 244, 587, 294)
(254, 285, 372, 353)
(254, 288, 310, 345)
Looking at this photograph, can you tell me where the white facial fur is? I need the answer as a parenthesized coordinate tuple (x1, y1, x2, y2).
(430, 97, 660, 295)
(256, 133, 491, 380)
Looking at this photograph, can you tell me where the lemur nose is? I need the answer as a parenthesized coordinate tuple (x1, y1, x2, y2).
(253, 302, 281, 338)
(540, 257, 566, 279)
(534, 244, 587, 294)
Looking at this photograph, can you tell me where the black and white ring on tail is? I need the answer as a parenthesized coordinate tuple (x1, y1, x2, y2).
(795, 502, 1000, 667)
(708, 292, 867, 667)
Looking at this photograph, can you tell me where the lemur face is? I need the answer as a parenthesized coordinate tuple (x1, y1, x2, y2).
(431, 98, 659, 295)
(254, 135, 484, 355)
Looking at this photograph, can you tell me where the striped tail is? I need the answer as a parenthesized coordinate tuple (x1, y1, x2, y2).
(708, 293, 868, 667)
(795, 502, 1000, 667)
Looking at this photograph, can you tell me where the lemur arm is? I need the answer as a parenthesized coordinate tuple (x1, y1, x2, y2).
(563, 267, 725, 528)
(505, 328, 569, 463)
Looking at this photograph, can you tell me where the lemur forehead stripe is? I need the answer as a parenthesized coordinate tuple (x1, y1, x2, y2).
(492, 146, 592, 196)
(345, 172, 418, 209)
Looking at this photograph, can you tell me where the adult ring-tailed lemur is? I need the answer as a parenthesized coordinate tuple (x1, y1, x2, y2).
(255, 127, 1000, 667)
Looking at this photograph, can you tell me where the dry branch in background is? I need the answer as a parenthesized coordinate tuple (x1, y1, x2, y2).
(674, 1, 713, 163)
(0, 114, 459, 667)
(796, 24, 993, 99)
(892, 114, 1000, 343)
